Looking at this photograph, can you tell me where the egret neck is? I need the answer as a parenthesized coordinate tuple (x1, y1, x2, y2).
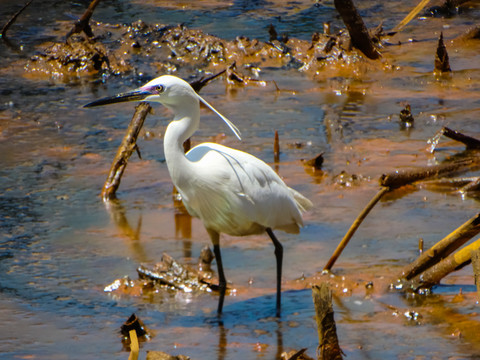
(162, 94, 200, 188)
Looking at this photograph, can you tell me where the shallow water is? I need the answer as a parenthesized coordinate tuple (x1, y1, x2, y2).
(1, 0, 480, 359)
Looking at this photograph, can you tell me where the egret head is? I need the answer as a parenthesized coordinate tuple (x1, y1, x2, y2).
(84, 75, 241, 140)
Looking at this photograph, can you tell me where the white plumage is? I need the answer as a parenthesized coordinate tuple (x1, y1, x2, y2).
(85, 75, 312, 316)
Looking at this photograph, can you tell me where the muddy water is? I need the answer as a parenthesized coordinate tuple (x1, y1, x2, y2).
(1, 0, 480, 359)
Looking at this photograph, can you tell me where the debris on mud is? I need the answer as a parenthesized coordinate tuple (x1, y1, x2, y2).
(25, 33, 129, 77)
(24, 17, 379, 80)
(104, 249, 218, 298)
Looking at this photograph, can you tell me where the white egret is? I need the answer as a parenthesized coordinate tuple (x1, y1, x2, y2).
(85, 75, 312, 316)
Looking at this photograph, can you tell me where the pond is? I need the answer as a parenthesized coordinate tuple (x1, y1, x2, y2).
(1, 0, 480, 359)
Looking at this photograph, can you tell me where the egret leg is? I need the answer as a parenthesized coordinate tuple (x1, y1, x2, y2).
(208, 229, 226, 315)
(266, 227, 283, 317)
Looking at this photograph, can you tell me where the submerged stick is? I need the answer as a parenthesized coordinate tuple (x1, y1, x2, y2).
(66, 0, 101, 39)
(324, 186, 390, 271)
(333, 0, 381, 59)
(101, 102, 151, 201)
(399, 212, 480, 281)
(1, 0, 33, 39)
(408, 237, 480, 291)
(312, 284, 343, 360)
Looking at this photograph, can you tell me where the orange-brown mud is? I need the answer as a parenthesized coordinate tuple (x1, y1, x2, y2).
(1, 0, 480, 359)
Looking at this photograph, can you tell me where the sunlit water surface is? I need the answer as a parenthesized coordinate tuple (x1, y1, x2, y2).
(1, 0, 480, 359)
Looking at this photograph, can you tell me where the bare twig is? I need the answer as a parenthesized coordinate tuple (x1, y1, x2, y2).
(312, 284, 343, 360)
(324, 186, 390, 271)
(1, 0, 33, 40)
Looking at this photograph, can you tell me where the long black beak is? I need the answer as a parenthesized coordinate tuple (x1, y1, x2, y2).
(83, 90, 151, 108)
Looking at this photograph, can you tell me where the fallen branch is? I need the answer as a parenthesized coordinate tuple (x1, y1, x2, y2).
(312, 284, 343, 360)
(379, 159, 478, 190)
(333, 0, 381, 59)
(407, 237, 480, 291)
(101, 102, 151, 201)
(398, 212, 480, 281)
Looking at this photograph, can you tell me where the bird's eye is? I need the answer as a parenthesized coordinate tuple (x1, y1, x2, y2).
(155, 85, 164, 93)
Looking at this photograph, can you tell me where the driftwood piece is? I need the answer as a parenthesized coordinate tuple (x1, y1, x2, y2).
(434, 32, 451, 73)
(472, 248, 480, 301)
(324, 186, 390, 271)
(312, 284, 343, 360)
(399, 212, 480, 281)
(1, 0, 33, 40)
(333, 0, 381, 59)
(407, 237, 480, 291)
(66, 0, 101, 40)
(101, 102, 151, 201)
(379, 159, 477, 190)
(441, 127, 480, 150)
